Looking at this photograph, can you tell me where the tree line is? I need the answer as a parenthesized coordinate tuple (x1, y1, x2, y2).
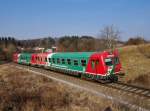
(0, 25, 149, 61)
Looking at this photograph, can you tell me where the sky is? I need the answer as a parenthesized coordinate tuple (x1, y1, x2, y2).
(0, 0, 150, 41)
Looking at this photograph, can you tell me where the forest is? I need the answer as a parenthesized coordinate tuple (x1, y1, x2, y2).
(0, 35, 148, 61)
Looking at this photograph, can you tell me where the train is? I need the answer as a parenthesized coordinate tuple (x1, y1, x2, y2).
(13, 50, 123, 82)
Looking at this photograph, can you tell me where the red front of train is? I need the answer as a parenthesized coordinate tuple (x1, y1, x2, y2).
(86, 50, 122, 81)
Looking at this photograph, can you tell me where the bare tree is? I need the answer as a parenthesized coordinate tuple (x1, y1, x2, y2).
(100, 25, 120, 51)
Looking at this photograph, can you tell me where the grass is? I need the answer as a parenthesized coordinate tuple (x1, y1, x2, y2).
(0, 44, 149, 111)
(119, 44, 150, 88)
(0, 64, 129, 111)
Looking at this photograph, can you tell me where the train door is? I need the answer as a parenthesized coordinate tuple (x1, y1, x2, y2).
(90, 58, 100, 74)
(95, 59, 100, 74)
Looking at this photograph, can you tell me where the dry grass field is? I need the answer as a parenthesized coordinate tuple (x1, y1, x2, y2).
(0, 64, 128, 111)
(0, 44, 149, 111)
(119, 44, 150, 88)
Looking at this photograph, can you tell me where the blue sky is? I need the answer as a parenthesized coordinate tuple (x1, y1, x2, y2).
(0, 0, 150, 40)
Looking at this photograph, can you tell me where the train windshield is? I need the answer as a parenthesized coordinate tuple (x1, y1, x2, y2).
(105, 58, 113, 66)
(105, 57, 120, 66)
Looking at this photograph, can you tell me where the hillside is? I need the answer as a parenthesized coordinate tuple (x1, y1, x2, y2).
(119, 44, 150, 88)
(0, 64, 129, 111)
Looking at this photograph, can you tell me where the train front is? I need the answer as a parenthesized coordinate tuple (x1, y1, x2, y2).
(104, 50, 124, 82)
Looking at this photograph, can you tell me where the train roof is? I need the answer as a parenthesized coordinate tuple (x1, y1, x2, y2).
(51, 52, 95, 58)
(20, 53, 32, 56)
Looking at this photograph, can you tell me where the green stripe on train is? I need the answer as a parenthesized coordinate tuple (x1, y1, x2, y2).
(50, 52, 94, 72)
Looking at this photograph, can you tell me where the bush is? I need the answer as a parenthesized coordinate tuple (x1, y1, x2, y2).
(125, 37, 146, 45)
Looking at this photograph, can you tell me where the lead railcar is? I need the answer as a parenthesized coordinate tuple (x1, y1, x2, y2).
(45, 51, 122, 82)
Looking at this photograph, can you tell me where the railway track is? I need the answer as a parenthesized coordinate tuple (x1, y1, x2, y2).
(106, 82, 150, 98)
(10, 63, 150, 111)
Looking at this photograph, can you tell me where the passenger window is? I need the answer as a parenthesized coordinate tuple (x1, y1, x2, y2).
(57, 58, 60, 64)
(67, 59, 71, 65)
(49, 58, 51, 62)
(52, 58, 55, 63)
(96, 60, 99, 65)
(91, 60, 95, 69)
(74, 60, 78, 66)
(105, 58, 112, 66)
(62, 59, 65, 64)
(45, 58, 47, 62)
(81, 60, 86, 66)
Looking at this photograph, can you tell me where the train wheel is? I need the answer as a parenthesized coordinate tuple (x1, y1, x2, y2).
(81, 74, 86, 80)
(111, 76, 118, 83)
